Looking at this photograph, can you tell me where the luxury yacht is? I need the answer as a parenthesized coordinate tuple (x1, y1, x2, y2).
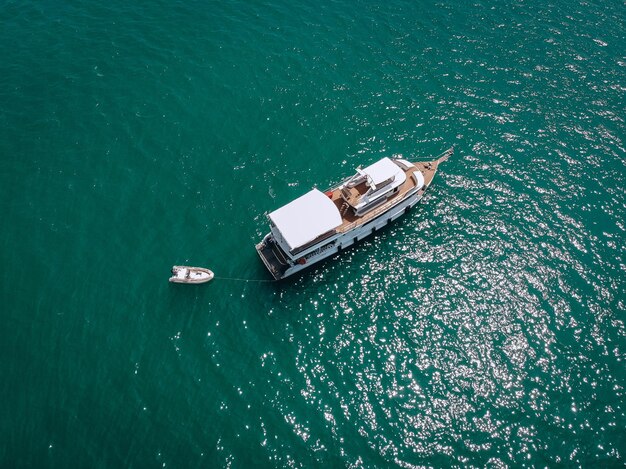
(256, 148, 452, 280)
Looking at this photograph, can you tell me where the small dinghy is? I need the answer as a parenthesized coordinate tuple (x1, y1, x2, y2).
(169, 266, 214, 284)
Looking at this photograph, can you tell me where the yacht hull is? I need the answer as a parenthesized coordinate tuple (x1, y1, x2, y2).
(256, 184, 426, 280)
(256, 149, 452, 280)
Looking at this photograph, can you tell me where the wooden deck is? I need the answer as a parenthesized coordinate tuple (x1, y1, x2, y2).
(327, 159, 442, 233)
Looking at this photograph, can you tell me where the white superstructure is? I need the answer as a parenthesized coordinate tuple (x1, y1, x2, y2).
(339, 157, 408, 216)
(256, 149, 452, 280)
(268, 189, 342, 251)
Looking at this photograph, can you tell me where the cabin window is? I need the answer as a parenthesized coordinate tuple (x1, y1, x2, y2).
(356, 196, 386, 215)
(368, 183, 390, 196)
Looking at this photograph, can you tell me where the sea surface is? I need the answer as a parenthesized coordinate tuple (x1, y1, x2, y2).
(1, 0, 625, 466)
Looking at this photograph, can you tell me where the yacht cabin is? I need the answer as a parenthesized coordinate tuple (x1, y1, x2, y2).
(339, 157, 407, 216)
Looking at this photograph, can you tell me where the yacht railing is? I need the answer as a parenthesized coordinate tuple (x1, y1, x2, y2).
(339, 187, 424, 232)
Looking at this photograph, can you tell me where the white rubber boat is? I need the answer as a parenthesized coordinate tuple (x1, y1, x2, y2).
(169, 266, 214, 284)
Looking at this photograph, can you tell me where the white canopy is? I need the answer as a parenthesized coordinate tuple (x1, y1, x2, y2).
(269, 189, 342, 251)
(361, 157, 405, 187)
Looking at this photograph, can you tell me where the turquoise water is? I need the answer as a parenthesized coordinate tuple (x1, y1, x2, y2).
(1, 0, 625, 466)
